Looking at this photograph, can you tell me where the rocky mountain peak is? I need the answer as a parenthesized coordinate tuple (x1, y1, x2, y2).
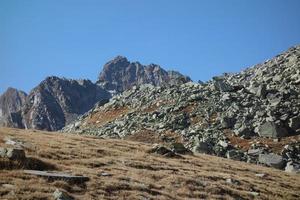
(97, 56, 191, 93)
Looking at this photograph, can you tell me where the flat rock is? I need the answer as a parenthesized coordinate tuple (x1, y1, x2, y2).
(24, 170, 89, 183)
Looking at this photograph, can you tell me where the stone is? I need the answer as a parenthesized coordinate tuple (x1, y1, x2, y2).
(6, 148, 26, 160)
(193, 142, 211, 154)
(53, 189, 73, 200)
(285, 161, 300, 173)
(220, 116, 236, 128)
(170, 143, 193, 155)
(218, 140, 229, 148)
(258, 122, 288, 138)
(99, 172, 113, 177)
(0, 147, 7, 158)
(234, 125, 253, 139)
(288, 116, 300, 131)
(255, 173, 267, 178)
(212, 77, 233, 92)
(24, 170, 89, 183)
(256, 84, 267, 98)
(247, 148, 264, 156)
(226, 150, 245, 161)
(148, 144, 178, 158)
(258, 153, 285, 169)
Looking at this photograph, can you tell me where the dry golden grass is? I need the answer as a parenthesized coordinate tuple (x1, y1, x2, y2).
(224, 129, 300, 153)
(85, 107, 130, 127)
(0, 127, 300, 200)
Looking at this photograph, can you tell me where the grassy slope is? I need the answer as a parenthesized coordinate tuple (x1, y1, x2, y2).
(0, 127, 300, 200)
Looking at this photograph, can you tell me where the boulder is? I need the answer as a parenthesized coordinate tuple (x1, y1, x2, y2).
(212, 77, 233, 92)
(0, 147, 26, 160)
(0, 147, 7, 158)
(53, 189, 73, 200)
(193, 142, 211, 154)
(225, 150, 245, 161)
(220, 116, 236, 128)
(258, 153, 286, 169)
(234, 125, 253, 139)
(6, 148, 26, 160)
(258, 122, 288, 138)
(288, 116, 300, 132)
(285, 161, 300, 173)
(247, 148, 264, 156)
(148, 144, 177, 158)
(170, 143, 193, 155)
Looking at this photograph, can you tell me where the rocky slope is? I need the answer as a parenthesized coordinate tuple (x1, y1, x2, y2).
(63, 45, 300, 172)
(21, 76, 111, 131)
(97, 56, 191, 93)
(0, 88, 27, 128)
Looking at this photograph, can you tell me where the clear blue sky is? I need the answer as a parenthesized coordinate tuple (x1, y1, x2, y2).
(1, 0, 300, 94)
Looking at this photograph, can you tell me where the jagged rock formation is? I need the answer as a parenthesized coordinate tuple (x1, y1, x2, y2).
(96, 56, 191, 93)
(63, 45, 300, 171)
(0, 56, 190, 131)
(0, 88, 27, 128)
(21, 76, 111, 131)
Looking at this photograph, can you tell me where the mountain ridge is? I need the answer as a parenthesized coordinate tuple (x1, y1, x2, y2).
(0, 56, 190, 131)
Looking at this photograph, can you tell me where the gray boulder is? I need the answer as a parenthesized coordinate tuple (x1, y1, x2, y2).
(212, 77, 233, 92)
(288, 116, 300, 132)
(53, 189, 73, 200)
(170, 143, 193, 155)
(258, 121, 288, 138)
(285, 161, 300, 173)
(258, 153, 286, 169)
(226, 150, 245, 161)
(193, 142, 211, 154)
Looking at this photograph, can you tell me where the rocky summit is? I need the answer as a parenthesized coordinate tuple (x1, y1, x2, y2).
(96, 56, 191, 94)
(63, 45, 300, 171)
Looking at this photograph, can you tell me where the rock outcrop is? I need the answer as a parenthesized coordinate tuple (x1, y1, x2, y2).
(21, 76, 111, 131)
(96, 56, 191, 93)
(0, 88, 27, 128)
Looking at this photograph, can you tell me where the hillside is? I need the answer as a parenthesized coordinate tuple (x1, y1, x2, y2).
(0, 127, 300, 200)
(63, 45, 300, 172)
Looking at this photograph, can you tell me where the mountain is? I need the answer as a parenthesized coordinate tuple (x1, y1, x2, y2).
(0, 56, 190, 131)
(97, 56, 191, 93)
(21, 76, 111, 131)
(0, 87, 27, 128)
(63, 45, 300, 171)
(1, 127, 300, 200)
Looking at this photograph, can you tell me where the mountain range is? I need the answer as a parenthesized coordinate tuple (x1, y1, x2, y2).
(0, 56, 191, 131)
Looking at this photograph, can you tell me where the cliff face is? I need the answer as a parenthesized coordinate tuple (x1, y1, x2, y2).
(97, 56, 191, 93)
(21, 76, 111, 131)
(0, 88, 27, 128)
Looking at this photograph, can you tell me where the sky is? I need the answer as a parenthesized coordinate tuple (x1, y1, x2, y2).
(0, 0, 300, 94)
